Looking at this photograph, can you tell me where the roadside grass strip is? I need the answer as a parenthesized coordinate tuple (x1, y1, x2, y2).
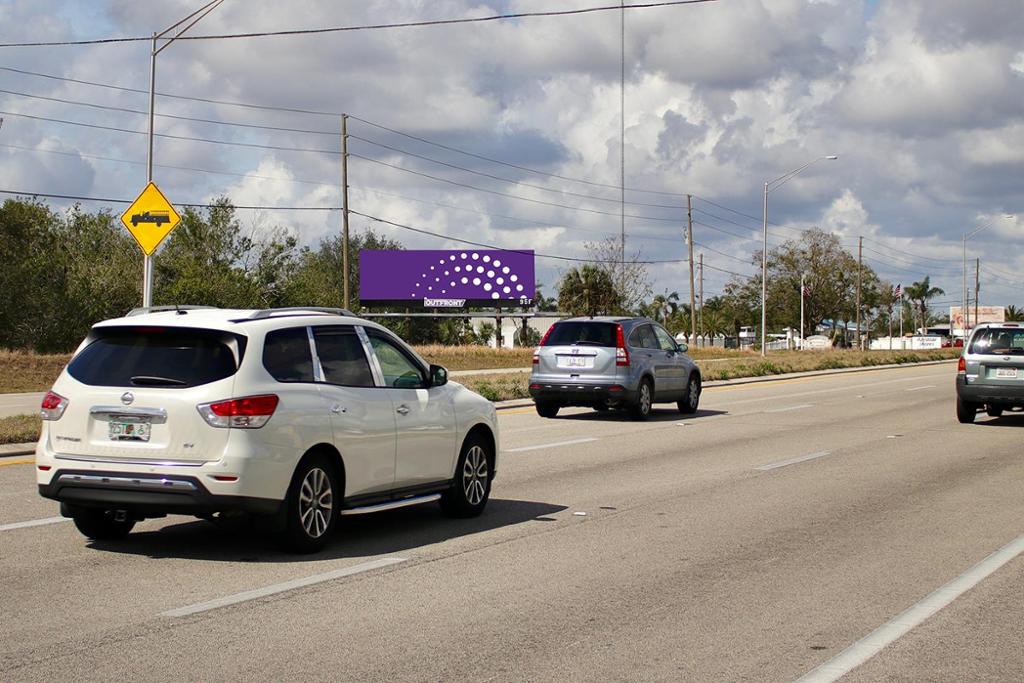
(796, 534, 1024, 683)
(755, 451, 832, 471)
(161, 557, 408, 617)
(0, 516, 71, 532)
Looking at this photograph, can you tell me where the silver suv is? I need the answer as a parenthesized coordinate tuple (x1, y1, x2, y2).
(529, 317, 701, 420)
(956, 322, 1024, 423)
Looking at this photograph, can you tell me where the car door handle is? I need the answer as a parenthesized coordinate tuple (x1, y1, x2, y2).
(396, 404, 410, 416)
(330, 404, 346, 414)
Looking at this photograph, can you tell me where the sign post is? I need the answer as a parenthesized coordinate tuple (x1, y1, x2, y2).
(120, 182, 181, 305)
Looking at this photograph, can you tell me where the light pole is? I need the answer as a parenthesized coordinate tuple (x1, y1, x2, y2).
(962, 214, 1015, 340)
(142, 0, 224, 307)
(761, 155, 837, 356)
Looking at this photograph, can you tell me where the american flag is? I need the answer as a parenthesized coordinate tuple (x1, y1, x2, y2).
(894, 283, 902, 298)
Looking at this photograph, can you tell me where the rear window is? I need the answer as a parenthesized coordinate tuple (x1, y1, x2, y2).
(969, 328, 1024, 355)
(68, 327, 243, 388)
(543, 322, 618, 347)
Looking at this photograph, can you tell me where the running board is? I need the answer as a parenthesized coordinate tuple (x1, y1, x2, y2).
(340, 493, 441, 516)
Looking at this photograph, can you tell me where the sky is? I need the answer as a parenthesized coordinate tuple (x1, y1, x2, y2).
(0, 0, 1022, 311)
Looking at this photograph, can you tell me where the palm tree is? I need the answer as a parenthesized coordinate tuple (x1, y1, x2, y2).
(904, 276, 945, 334)
(1006, 305, 1024, 322)
(647, 291, 680, 325)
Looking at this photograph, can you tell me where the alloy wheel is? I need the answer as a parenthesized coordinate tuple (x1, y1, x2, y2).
(299, 467, 333, 539)
(462, 445, 489, 506)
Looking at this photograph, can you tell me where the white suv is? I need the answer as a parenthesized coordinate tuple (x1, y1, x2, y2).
(36, 307, 499, 553)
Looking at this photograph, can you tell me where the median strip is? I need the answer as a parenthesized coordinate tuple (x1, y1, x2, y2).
(504, 437, 599, 453)
(161, 556, 408, 618)
(755, 451, 832, 471)
(796, 534, 1024, 683)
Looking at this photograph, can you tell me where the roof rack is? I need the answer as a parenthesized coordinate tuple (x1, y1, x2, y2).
(247, 307, 357, 320)
(126, 305, 217, 317)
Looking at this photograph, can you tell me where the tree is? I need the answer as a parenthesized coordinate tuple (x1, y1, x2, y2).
(581, 236, 652, 314)
(557, 265, 619, 316)
(643, 291, 680, 326)
(1006, 305, 1024, 322)
(533, 283, 558, 312)
(904, 277, 945, 334)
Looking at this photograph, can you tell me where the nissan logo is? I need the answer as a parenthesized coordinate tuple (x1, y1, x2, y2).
(121, 392, 134, 406)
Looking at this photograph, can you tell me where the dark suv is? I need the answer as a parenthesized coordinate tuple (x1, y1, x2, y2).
(529, 316, 701, 420)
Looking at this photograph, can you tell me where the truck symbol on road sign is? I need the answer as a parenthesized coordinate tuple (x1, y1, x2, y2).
(130, 211, 171, 227)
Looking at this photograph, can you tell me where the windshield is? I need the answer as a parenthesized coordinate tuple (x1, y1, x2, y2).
(968, 328, 1024, 355)
(68, 327, 244, 388)
(543, 322, 618, 347)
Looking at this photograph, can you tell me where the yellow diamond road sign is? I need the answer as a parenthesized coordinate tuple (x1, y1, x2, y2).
(120, 182, 181, 256)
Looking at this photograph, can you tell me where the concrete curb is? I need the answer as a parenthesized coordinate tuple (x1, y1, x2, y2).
(492, 358, 957, 410)
(0, 442, 36, 458)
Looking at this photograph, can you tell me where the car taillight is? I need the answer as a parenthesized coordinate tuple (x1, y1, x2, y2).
(197, 394, 279, 429)
(533, 348, 540, 365)
(40, 391, 68, 421)
(616, 324, 630, 366)
(539, 325, 554, 346)
(957, 357, 966, 375)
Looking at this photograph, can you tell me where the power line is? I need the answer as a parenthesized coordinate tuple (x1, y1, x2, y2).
(0, 2, 717, 48)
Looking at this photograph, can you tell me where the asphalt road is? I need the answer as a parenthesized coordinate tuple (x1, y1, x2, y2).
(2, 362, 1022, 682)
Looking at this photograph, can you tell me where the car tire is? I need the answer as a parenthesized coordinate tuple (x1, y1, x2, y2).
(630, 378, 653, 421)
(71, 508, 136, 541)
(986, 405, 1004, 418)
(677, 373, 701, 414)
(956, 396, 978, 424)
(441, 436, 492, 518)
(279, 454, 339, 554)
(536, 401, 559, 418)
(593, 404, 609, 412)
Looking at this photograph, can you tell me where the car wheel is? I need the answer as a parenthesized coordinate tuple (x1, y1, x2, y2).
(71, 508, 136, 541)
(279, 455, 339, 553)
(536, 401, 559, 418)
(986, 405, 1004, 418)
(630, 379, 653, 421)
(441, 436, 492, 518)
(956, 396, 978, 424)
(677, 373, 701, 414)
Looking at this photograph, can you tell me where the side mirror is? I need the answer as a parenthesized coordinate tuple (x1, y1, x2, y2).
(430, 364, 448, 387)
(677, 342, 688, 354)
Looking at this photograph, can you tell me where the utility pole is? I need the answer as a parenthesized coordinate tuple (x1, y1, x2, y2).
(341, 114, 351, 310)
(856, 236, 863, 350)
(698, 252, 704, 339)
(975, 257, 980, 331)
(686, 194, 696, 345)
(800, 272, 805, 351)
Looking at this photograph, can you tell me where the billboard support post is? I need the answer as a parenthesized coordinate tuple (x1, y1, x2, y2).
(341, 113, 351, 310)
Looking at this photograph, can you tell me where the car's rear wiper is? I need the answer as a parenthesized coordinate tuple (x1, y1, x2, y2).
(571, 341, 606, 346)
(130, 375, 187, 386)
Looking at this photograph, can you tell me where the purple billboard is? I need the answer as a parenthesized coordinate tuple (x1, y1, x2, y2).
(360, 249, 535, 307)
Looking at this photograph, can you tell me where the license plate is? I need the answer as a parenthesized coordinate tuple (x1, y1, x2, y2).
(109, 419, 151, 442)
(559, 355, 590, 368)
(995, 368, 1018, 379)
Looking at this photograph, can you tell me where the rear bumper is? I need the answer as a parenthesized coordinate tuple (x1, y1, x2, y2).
(38, 469, 281, 517)
(956, 377, 1024, 406)
(528, 381, 637, 406)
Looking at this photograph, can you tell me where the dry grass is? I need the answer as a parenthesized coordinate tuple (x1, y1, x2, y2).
(452, 372, 531, 402)
(0, 350, 70, 394)
(0, 413, 42, 445)
(414, 345, 534, 371)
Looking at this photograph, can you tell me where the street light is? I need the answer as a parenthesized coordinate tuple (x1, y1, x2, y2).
(962, 214, 1015, 339)
(142, 0, 225, 307)
(761, 155, 837, 356)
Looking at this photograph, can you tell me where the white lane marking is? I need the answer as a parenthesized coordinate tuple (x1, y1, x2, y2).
(796, 534, 1024, 683)
(504, 437, 599, 453)
(162, 557, 408, 618)
(905, 385, 936, 392)
(755, 451, 832, 471)
(0, 516, 71, 532)
(765, 403, 814, 413)
(710, 373, 950, 408)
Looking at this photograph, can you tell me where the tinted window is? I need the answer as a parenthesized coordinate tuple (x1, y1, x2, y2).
(69, 327, 241, 388)
(653, 325, 678, 352)
(368, 334, 426, 388)
(629, 324, 659, 349)
(314, 328, 374, 387)
(969, 328, 1024, 355)
(543, 322, 617, 347)
(263, 327, 314, 382)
